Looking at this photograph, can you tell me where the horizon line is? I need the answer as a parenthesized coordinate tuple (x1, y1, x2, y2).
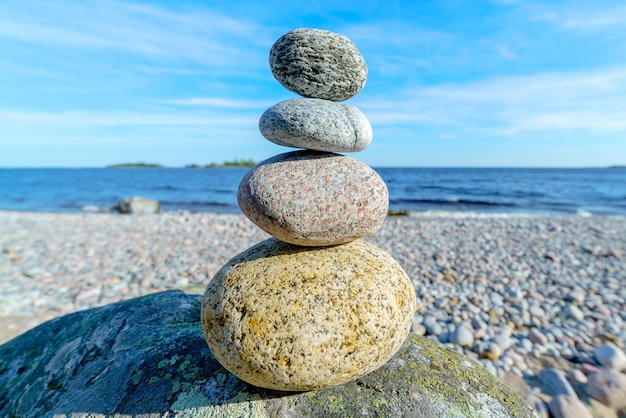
(1, 165, 624, 169)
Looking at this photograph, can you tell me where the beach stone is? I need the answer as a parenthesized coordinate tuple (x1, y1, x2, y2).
(594, 341, 626, 371)
(582, 363, 602, 375)
(529, 327, 549, 345)
(566, 368, 588, 385)
(0, 290, 537, 417)
(113, 196, 160, 214)
(548, 395, 592, 418)
(478, 342, 503, 361)
(259, 98, 372, 152)
(237, 150, 388, 246)
(422, 316, 443, 336)
(563, 304, 584, 321)
(450, 325, 474, 347)
(201, 238, 416, 391)
(493, 332, 513, 351)
(525, 394, 549, 418)
(411, 322, 426, 336)
(585, 370, 626, 409)
(537, 368, 578, 397)
(269, 28, 367, 101)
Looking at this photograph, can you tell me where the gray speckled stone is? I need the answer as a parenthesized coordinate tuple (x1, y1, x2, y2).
(201, 238, 416, 391)
(237, 150, 388, 246)
(269, 28, 367, 101)
(259, 98, 372, 152)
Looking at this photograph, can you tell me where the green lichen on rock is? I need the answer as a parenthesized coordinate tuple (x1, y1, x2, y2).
(296, 333, 538, 418)
(0, 291, 537, 417)
(397, 334, 535, 417)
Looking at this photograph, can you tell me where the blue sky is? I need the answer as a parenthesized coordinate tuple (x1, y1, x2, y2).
(1, 0, 625, 167)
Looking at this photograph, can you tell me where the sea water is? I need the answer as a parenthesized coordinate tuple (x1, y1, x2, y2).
(0, 167, 625, 216)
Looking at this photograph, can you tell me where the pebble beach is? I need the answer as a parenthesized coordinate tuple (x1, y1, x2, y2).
(1, 210, 625, 415)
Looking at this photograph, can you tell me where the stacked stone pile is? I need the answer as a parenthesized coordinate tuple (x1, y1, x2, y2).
(201, 28, 416, 391)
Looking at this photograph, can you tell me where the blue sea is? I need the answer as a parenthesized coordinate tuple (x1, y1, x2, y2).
(0, 167, 625, 216)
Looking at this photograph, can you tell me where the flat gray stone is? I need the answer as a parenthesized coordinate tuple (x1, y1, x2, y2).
(0, 290, 537, 417)
(269, 28, 367, 101)
(593, 341, 626, 371)
(237, 150, 388, 246)
(450, 325, 475, 347)
(259, 98, 372, 152)
(548, 395, 592, 418)
(114, 196, 160, 214)
(537, 368, 578, 397)
(585, 370, 626, 409)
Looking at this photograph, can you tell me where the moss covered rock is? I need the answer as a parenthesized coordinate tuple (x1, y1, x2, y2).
(0, 290, 537, 417)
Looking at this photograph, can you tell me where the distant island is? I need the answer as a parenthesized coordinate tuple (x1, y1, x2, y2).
(187, 159, 257, 168)
(106, 159, 257, 169)
(107, 163, 165, 168)
(608, 165, 626, 169)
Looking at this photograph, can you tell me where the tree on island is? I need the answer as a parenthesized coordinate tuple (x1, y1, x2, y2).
(107, 163, 165, 168)
(186, 159, 257, 168)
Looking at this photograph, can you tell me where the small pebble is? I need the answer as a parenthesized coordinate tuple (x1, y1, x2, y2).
(525, 394, 549, 418)
(593, 341, 626, 371)
(548, 394, 592, 418)
(537, 368, 577, 397)
(450, 325, 474, 347)
(529, 328, 549, 345)
(585, 370, 626, 410)
(565, 369, 587, 385)
(2, 211, 626, 404)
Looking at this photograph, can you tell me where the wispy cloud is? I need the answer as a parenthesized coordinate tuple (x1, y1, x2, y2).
(358, 67, 626, 135)
(495, 44, 517, 60)
(0, 0, 268, 67)
(0, 109, 257, 127)
(2, 0, 625, 166)
(159, 97, 273, 109)
(529, 3, 626, 31)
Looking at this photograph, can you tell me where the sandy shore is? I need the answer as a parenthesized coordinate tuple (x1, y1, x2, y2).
(1, 210, 625, 412)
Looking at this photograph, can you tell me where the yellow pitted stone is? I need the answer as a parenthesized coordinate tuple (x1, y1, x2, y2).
(201, 238, 416, 391)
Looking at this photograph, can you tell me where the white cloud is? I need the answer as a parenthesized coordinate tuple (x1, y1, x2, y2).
(159, 97, 272, 109)
(0, 0, 268, 67)
(529, 3, 626, 31)
(495, 44, 517, 60)
(357, 67, 626, 136)
(0, 109, 258, 128)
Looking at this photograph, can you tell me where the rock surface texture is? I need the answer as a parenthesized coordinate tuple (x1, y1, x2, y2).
(0, 291, 538, 418)
(269, 28, 367, 101)
(237, 150, 388, 246)
(259, 98, 372, 152)
(201, 238, 416, 391)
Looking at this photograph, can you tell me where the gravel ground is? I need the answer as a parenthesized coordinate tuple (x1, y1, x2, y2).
(1, 210, 625, 416)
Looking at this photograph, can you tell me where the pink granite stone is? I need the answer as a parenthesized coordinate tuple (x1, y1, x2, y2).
(237, 150, 388, 246)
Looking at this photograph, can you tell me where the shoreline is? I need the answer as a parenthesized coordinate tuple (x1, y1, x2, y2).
(0, 207, 616, 217)
(1, 211, 625, 411)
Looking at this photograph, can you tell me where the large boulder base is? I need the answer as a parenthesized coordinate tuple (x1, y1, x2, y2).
(0, 290, 537, 417)
(202, 238, 416, 391)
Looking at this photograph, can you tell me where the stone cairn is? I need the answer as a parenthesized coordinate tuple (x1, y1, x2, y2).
(201, 28, 417, 391)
